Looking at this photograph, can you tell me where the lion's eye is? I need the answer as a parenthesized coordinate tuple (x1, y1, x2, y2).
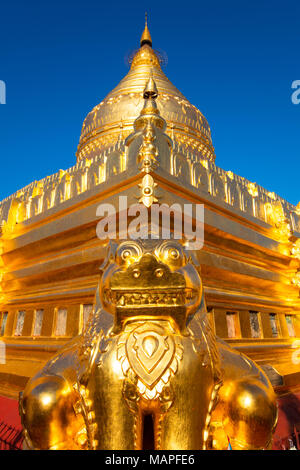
(169, 248, 180, 260)
(155, 241, 184, 268)
(117, 243, 142, 265)
(121, 250, 131, 261)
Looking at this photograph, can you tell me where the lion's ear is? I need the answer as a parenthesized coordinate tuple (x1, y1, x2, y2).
(99, 240, 119, 272)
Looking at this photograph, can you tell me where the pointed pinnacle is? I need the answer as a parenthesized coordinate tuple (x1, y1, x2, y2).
(140, 14, 152, 47)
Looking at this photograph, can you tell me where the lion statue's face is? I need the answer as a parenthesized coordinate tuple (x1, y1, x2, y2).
(99, 239, 202, 333)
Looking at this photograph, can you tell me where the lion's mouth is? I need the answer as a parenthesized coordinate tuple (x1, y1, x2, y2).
(103, 288, 197, 307)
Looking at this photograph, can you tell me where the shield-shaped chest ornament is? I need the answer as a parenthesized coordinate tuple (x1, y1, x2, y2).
(125, 323, 175, 389)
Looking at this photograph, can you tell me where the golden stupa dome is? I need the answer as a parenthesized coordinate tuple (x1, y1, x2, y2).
(76, 22, 215, 162)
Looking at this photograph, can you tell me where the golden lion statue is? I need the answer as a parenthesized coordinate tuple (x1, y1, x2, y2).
(19, 239, 277, 450)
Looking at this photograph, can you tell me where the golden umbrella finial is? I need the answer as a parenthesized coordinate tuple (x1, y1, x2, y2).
(140, 12, 152, 47)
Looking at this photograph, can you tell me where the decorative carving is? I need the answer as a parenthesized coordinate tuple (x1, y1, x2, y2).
(106, 151, 122, 177)
(138, 174, 158, 207)
(226, 178, 240, 209)
(210, 173, 226, 200)
(173, 153, 190, 184)
(240, 186, 254, 214)
(117, 322, 183, 402)
(193, 162, 209, 191)
(125, 76, 171, 207)
(265, 201, 292, 243)
(247, 182, 258, 198)
(137, 122, 159, 172)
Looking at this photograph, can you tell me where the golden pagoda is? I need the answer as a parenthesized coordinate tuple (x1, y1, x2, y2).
(0, 21, 300, 450)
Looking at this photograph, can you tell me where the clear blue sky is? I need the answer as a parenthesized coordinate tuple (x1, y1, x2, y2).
(0, 0, 299, 205)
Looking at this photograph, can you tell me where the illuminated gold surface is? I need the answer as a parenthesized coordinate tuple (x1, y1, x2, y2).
(0, 22, 298, 451)
(20, 240, 277, 450)
(76, 22, 215, 162)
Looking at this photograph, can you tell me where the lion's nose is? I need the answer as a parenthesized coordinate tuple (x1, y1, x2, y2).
(131, 267, 165, 279)
(130, 254, 168, 280)
(131, 254, 167, 279)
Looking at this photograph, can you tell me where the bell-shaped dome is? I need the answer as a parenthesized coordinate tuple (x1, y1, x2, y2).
(77, 24, 215, 162)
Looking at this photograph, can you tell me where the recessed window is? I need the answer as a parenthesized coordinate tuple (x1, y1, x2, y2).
(269, 313, 280, 338)
(55, 308, 67, 336)
(226, 312, 239, 338)
(33, 309, 44, 336)
(285, 315, 296, 337)
(82, 304, 93, 331)
(0, 313, 8, 336)
(15, 311, 26, 336)
(249, 311, 262, 338)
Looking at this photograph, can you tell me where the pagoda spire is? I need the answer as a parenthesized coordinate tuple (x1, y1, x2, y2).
(140, 13, 152, 47)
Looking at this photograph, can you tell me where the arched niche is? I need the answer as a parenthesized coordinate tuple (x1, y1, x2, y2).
(240, 187, 254, 215)
(226, 179, 241, 210)
(210, 173, 226, 201)
(173, 153, 190, 185)
(192, 163, 209, 192)
(106, 151, 122, 178)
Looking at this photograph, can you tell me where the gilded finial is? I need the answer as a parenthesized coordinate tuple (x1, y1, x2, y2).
(143, 75, 158, 99)
(140, 13, 152, 47)
(139, 76, 160, 117)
